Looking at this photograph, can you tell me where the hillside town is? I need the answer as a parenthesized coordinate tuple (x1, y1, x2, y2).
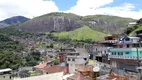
(0, 0, 142, 79)
(0, 21, 142, 80)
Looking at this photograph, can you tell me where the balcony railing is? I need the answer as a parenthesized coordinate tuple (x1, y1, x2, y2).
(110, 55, 142, 60)
(110, 48, 142, 51)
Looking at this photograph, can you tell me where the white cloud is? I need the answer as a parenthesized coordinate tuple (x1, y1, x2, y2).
(96, 3, 142, 19)
(67, 0, 113, 16)
(0, 0, 58, 20)
(0, 0, 142, 20)
(67, 0, 142, 19)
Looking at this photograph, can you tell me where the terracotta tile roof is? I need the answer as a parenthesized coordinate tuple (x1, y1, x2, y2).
(45, 65, 68, 74)
(34, 63, 46, 69)
(76, 65, 93, 72)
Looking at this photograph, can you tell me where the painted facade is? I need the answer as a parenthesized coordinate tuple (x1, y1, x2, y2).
(110, 36, 142, 71)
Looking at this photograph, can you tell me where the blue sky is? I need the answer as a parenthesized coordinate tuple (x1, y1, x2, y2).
(53, 0, 77, 11)
(103, 0, 142, 11)
(0, 0, 142, 20)
(53, 0, 142, 11)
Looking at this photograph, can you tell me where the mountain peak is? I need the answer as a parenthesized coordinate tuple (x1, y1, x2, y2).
(0, 16, 30, 28)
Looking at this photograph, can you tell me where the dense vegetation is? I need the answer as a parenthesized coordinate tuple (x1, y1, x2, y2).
(0, 29, 40, 69)
(0, 51, 23, 70)
(24, 51, 41, 66)
(124, 18, 142, 35)
(0, 33, 23, 69)
(0, 33, 23, 52)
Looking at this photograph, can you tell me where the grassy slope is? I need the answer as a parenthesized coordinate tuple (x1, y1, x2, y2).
(54, 26, 107, 41)
(130, 25, 142, 34)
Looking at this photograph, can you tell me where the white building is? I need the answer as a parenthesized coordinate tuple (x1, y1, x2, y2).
(0, 68, 12, 80)
(66, 48, 89, 74)
(128, 22, 137, 27)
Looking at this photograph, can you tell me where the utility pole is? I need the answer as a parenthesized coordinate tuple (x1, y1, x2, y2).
(137, 48, 140, 67)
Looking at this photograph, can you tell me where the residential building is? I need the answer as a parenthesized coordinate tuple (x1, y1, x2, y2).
(90, 35, 117, 63)
(42, 55, 54, 67)
(128, 22, 137, 27)
(57, 48, 75, 62)
(109, 36, 142, 71)
(0, 68, 13, 80)
(66, 48, 89, 74)
(33, 63, 47, 74)
(67, 65, 100, 80)
(45, 65, 68, 74)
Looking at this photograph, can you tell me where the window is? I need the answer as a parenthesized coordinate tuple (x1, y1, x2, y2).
(119, 45, 123, 48)
(112, 52, 116, 55)
(50, 56, 53, 58)
(125, 38, 130, 41)
(72, 59, 75, 61)
(112, 52, 113, 55)
(140, 51, 142, 54)
(108, 49, 110, 52)
(121, 52, 123, 55)
(126, 52, 129, 54)
(84, 58, 87, 61)
(126, 44, 130, 48)
(133, 44, 139, 47)
(104, 50, 106, 53)
(118, 52, 123, 55)
(118, 52, 120, 55)
(141, 43, 142, 47)
(68, 58, 70, 61)
(76, 53, 79, 56)
(114, 52, 116, 55)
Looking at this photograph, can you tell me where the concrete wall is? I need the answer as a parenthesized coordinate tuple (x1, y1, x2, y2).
(14, 72, 63, 80)
(0, 74, 13, 80)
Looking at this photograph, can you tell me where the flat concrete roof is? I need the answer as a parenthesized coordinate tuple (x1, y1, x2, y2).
(0, 68, 12, 73)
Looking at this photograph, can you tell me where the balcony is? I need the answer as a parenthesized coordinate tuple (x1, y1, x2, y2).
(110, 48, 142, 52)
(110, 55, 142, 60)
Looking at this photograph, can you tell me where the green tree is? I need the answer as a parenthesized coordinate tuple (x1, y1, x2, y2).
(53, 60, 60, 65)
(50, 44, 54, 48)
(19, 70, 30, 78)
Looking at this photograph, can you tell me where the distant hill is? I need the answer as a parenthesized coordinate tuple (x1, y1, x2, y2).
(82, 15, 135, 34)
(16, 12, 135, 34)
(17, 13, 83, 33)
(0, 16, 30, 28)
(53, 26, 107, 41)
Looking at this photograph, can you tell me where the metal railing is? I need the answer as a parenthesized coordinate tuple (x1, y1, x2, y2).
(110, 55, 142, 60)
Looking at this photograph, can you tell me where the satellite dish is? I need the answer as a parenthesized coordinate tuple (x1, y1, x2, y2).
(93, 66, 100, 72)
